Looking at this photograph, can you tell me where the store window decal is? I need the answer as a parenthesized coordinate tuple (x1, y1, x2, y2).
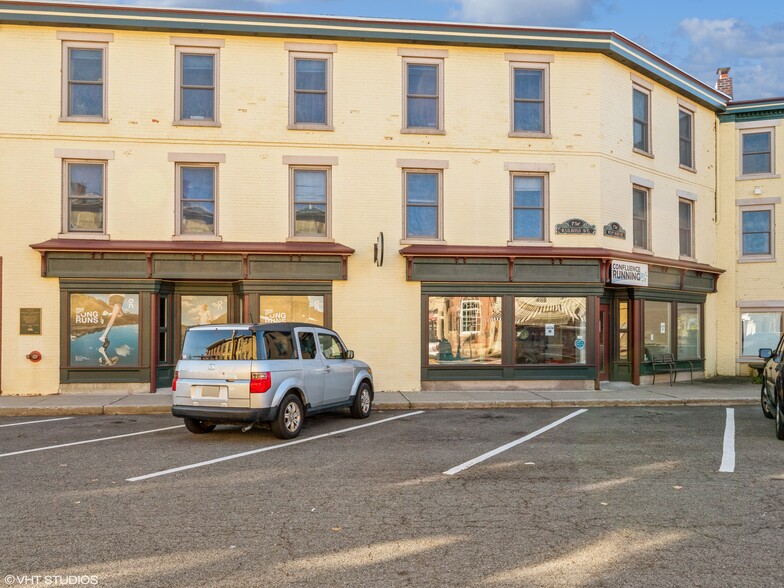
(69, 293, 139, 367)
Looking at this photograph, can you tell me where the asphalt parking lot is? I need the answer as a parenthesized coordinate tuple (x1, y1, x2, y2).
(1, 406, 783, 588)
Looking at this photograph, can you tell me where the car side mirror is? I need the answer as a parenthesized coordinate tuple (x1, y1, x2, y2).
(343, 350, 354, 360)
(759, 348, 774, 359)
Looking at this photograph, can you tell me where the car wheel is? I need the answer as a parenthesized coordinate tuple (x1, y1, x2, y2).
(271, 393, 304, 439)
(183, 417, 216, 434)
(350, 382, 372, 419)
(762, 380, 775, 419)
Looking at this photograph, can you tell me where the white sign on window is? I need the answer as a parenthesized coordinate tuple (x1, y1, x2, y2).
(610, 260, 649, 286)
(545, 324, 555, 336)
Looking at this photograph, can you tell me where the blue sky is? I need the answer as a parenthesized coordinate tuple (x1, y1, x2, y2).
(61, 0, 784, 99)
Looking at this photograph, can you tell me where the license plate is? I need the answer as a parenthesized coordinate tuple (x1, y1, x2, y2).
(200, 386, 220, 398)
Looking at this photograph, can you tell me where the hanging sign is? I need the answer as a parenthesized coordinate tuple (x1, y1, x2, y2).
(603, 222, 627, 239)
(555, 218, 596, 235)
(610, 260, 649, 287)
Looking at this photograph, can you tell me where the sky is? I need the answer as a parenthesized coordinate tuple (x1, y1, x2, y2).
(51, 0, 784, 100)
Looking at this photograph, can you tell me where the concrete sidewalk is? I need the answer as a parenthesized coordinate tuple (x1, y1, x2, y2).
(0, 377, 758, 417)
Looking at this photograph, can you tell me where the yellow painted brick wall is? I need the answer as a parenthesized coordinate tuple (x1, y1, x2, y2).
(0, 24, 721, 393)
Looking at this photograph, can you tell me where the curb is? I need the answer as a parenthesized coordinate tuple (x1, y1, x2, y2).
(0, 406, 171, 417)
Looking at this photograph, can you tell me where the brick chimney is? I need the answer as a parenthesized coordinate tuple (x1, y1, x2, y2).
(716, 67, 733, 98)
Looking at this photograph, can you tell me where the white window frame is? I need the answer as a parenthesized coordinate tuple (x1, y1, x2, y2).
(62, 159, 107, 235)
(401, 56, 445, 134)
(508, 58, 551, 138)
(401, 168, 444, 243)
(288, 166, 332, 241)
(460, 299, 481, 334)
(510, 172, 549, 243)
(739, 127, 776, 179)
(678, 106, 695, 171)
(174, 44, 221, 126)
(739, 203, 775, 262)
(678, 198, 695, 259)
(738, 307, 784, 361)
(632, 185, 652, 253)
(60, 40, 109, 122)
(632, 83, 653, 157)
(175, 162, 219, 238)
(288, 48, 334, 130)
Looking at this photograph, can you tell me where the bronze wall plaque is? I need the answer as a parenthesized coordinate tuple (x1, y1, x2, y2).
(20, 307, 42, 335)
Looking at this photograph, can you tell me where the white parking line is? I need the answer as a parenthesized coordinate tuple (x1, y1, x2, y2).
(719, 408, 735, 473)
(0, 417, 74, 428)
(127, 411, 425, 482)
(0, 425, 184, 458)
(443, 409, 588, 476)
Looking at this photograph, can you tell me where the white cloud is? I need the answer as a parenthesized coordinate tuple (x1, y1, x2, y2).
(60, 0, 289, 9)
(452, 0, 608, 28)
(678, 17, 784, 99)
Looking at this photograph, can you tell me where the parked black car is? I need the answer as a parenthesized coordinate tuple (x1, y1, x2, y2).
(758, 338, 784, 440)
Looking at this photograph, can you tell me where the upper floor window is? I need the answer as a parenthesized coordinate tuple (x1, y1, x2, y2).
(512, 66, 548, 135)
(679, 108, 694, 169)
(633, 86, 652, 155)
(64, 160, 105, 233)
(633, 186, 650, 250)
(740, 206, 774, 260)
(291, 168, 330, 238)
(61, 42, 107, 121)
(403, 58, 444, 132)
(511, 174, 547, 241)
(177, 164, 217, 235)
(404, 170, 442, 240)
(174, 43, 220, 125)
(741, 130, 774, 176)
(679, 199, 694, 258)
(289, 48, 334, 129)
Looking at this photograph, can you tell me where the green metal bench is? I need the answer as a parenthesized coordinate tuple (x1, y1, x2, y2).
(651, 353, 694, 385)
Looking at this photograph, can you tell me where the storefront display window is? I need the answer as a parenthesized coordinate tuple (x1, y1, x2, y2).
(677, 303, 701, 359)
(515, 297, 587, 364)
(69, 293, 139, 367)
(260, 296, 324, 325)
(181, 295, 228, 340)
(643, 301, 671, 359)
(740, 311, 782, 357)
(428, 297, 502, 364)
(618, 301, 629, 361)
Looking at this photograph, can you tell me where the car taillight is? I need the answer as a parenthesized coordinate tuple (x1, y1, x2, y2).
(172, 371, 178, 392)
(250, 372, 272, 394)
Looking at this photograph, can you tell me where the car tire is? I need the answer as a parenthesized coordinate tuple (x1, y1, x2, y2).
(350, 382, 372, 419)
(271, 393, 304, 439)
(762, 381, 775, 419)
(183, 417, 216, 434)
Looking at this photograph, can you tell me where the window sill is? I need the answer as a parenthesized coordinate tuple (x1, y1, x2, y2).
(508, 131, 552, 139)
(286, 236, 335, 243)
(288, 124, 334, 131)
(173, 120, 221, 127)
(507, 240, 552, 247)
(632, 247, 653, 256)
(58, 232, 110, 240)
(400, 238, 446, 245)
(738, 255, 777, 263)
(172, 234, 223, 241)
(679, 164, 697, 174)
(679, 255, 697, 262)
(736, 173, 781, 181)
(633, 148, 655, 159)
(59, 116, 109, 124)
(401, 128, 446, 135)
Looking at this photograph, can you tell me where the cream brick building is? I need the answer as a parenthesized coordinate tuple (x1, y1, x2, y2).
(0, 1, 728, 395)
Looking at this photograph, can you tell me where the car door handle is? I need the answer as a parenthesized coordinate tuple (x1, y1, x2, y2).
(225, 376, 237, 382)
(323, 366, 332, 373)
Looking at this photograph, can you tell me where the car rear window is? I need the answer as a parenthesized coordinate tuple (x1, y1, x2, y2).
(181, 329, 257, 360)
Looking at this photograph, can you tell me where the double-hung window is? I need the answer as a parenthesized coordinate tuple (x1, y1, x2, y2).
(632, 81, 652, 155)
(287, 44, 335, 130)
(64, 160, 106, 233)
(679, 107, 694, 170)
(740, 205, 774, 260)
(176, 164, 218, 236)
(740, 129, 774, 176)
(679, 199, 694, 258)
(291, 168, 330, 238)
(403, 169, 442, 240)
(633, 186, 650, 250)
(511, 174, 547, 242)
(400, 49, 446, 133)
(507, 55, 551, 136)
(172, 38, 223, 126)
(59, 32, 113, 122)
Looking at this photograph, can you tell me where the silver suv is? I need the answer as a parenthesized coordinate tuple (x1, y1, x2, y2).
(171, 323, 373, 439)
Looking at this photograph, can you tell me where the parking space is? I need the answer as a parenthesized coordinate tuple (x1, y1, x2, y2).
(2, 406, 783, 587)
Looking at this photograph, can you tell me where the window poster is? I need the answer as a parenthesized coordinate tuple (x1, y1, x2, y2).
(181, 295, 228, 340)
(69, 293, 139, 367)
